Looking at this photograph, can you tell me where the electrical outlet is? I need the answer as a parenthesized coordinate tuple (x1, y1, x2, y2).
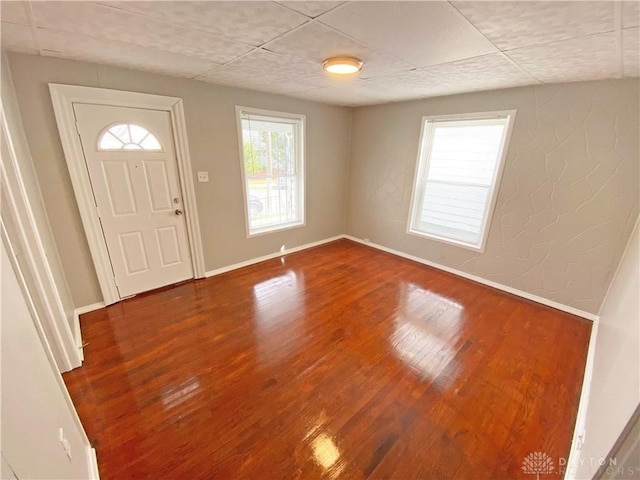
(197, 171, 209, 183)
(59, 428, 72, 460)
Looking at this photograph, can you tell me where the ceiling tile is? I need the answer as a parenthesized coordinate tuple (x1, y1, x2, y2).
(622, 28, 639, 77)
(506, 33, 620, 83)
(623, 1, 640, 29)
(102, 1, 309, 46)
(197, 49, 390, 98)
(424, 53, 538, 91)
(453, 1, 615, 51)
(278, 1, 344, 19)
(198, 71, 333, 96)
(1, 1, 30, 26)
(197, 49, 333, 93)
(318, 1, 497, 67)
(290, 83, 390, 106)
(362, 69, 468, 99)
(265, 22, 413, 77)
(215, 48, 319, 79)
(1, 1, 635, 107)
(1, 22, 38, 54)
(36, 28, 217, 78)
(32, 2, 252, 64)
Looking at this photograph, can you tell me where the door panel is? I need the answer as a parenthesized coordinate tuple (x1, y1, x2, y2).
(119, 231, 149, 274)
(73, 103, 193, 298)
(143, 160, 173, 212)
(155, 226, 182, 266)
(102, 161, 137, 215)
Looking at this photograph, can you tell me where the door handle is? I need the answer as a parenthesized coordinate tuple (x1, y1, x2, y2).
(175, 209, 184, 216)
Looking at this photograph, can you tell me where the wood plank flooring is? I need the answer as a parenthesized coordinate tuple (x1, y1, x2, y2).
(64, 239, 592, 479)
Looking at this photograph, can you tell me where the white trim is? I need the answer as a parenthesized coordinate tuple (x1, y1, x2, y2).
(407, 110, 517, 253)
(171, 99, 206, 280)
(597, 216, 640, 317)
(48, 84, 205, 306)
(75, 302, 106, 317)
(234, 105, 306, 238)
(73, 301, 106, 362)
(564, 317, 599, 480)
(205, 235, 343, 278)
(87, 446, 100, 480)
(343, 235, 598, 321)
(1, 107, 82, 371)
(203, 232, 597, 321)
(73, 312, 84, 362)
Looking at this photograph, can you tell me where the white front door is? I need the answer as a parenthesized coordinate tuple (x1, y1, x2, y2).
(73, 103, 193, 298)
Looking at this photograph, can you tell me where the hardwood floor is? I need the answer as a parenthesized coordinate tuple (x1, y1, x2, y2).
(64, 239, 592, 479)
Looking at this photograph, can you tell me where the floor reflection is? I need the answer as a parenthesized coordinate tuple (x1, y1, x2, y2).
(252, 270, 306, 365)
(304, 414, 345, 479)
(64, 240, 592, 480)
(160, 376, 201, 410)
(391, 282, 463, 383)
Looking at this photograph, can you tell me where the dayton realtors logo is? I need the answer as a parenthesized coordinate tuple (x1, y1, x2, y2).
(522, 452, 555, 480)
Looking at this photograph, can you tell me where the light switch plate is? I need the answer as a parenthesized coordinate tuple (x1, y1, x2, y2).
(197, 171, 209, 183)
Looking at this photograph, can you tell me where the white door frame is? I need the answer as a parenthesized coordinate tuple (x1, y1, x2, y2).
(1, 106, 82, 371)
(49, 84, 205, 306)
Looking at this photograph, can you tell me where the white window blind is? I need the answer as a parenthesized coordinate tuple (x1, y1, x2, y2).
(236, 107, 305, 236)
(409, 112, 515, 250)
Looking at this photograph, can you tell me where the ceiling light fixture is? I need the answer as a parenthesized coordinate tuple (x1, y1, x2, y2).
(322, 56, 363, 75)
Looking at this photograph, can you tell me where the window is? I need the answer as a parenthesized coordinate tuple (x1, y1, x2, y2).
(408, 111, 516, 251)
(98, 123, 162, 151)
(236, 107, 305, 236)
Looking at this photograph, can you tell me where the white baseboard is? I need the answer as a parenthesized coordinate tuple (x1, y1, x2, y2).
(564, 317, 599, 480)
(87, 446, 100, 480)
(203, 233, 598, 321)
(73, 311, 84, 362)
(73, 301, 105, 363)
(74, 302, 106, 317)
(78, 235, 598, 321)
(205, 235, 344, 278)
(343, 235, 598, 321)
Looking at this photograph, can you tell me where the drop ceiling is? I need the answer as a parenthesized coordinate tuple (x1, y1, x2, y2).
(1, 1, 639, 106)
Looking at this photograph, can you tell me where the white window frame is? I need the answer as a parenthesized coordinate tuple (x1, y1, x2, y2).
(235, 106, 306, 238)
(407, 110, 517, 252)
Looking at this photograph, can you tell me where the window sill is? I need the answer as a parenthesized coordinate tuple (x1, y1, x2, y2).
(407, 228, 486, 253)
(247, 221, 306, 238)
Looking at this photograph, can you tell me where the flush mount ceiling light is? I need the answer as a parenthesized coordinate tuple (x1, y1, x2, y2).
(322, 56, 363, 75)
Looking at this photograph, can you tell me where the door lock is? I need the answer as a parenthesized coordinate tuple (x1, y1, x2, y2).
(175, 209, 184, 216)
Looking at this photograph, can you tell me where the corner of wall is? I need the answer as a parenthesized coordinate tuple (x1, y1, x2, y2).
(343, 106, 356, 235)
(596, 215, 640, 317)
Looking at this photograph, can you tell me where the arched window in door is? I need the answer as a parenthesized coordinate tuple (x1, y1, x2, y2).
(98, 123, 163, 151)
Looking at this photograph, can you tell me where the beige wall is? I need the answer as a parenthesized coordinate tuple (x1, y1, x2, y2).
(7, 53, 351, 308)
(7, 52, 638, 315)
(347, 80, 639, 314)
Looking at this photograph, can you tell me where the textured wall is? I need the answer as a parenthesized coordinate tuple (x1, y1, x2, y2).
(347, 80, 639, 314)
(7, 53, 351, 307)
